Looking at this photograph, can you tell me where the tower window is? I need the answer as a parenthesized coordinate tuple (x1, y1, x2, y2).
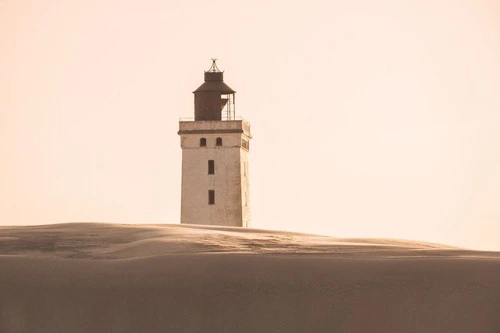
(242, 139, 249, 150)
(200, 138, 207, 147)
(216, 137, 223, 146)
(208, 190, 215, 205)
(208, 160, 214, 174)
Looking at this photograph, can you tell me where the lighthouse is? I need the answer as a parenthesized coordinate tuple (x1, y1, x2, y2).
(178, 60, 252, 227)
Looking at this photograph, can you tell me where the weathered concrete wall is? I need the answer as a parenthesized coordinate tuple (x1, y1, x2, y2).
(179, 120, 251, 227)
(179, 120, 251, 134)
(240, 148, 250, 227)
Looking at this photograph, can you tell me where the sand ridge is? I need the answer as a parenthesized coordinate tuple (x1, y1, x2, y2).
(0, 223, 492, 259)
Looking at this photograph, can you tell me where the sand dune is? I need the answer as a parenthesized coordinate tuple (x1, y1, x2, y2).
(0, 223, 499, 332)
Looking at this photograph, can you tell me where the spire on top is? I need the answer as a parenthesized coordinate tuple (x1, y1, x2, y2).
(207, 58, 221, 72)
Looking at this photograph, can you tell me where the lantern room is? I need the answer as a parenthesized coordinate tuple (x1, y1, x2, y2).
(193, 59, 236, 121)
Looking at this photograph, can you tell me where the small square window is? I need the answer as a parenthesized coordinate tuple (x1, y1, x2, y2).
(241, 139, 249, 150)
(216, 137, 223, 146)
(200, 138, 207, 147)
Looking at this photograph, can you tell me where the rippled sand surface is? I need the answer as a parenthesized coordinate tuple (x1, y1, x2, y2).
(1, 223, 499, 332)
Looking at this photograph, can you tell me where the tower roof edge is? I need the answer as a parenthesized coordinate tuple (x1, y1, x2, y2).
(193, 81, 235, 94)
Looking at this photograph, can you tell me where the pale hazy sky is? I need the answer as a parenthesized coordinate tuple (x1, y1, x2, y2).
(1, 0, 499, 250)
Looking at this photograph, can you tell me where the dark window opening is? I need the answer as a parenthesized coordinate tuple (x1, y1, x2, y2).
(208, 160, 215, 174)
(200, 138, 207, 147)
(216, 137, 223, 146)
(242, 139, 249, 150)
(208, 190, 215, 205)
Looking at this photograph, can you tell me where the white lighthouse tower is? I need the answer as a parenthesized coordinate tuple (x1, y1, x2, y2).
(178, 60, 251, 227)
